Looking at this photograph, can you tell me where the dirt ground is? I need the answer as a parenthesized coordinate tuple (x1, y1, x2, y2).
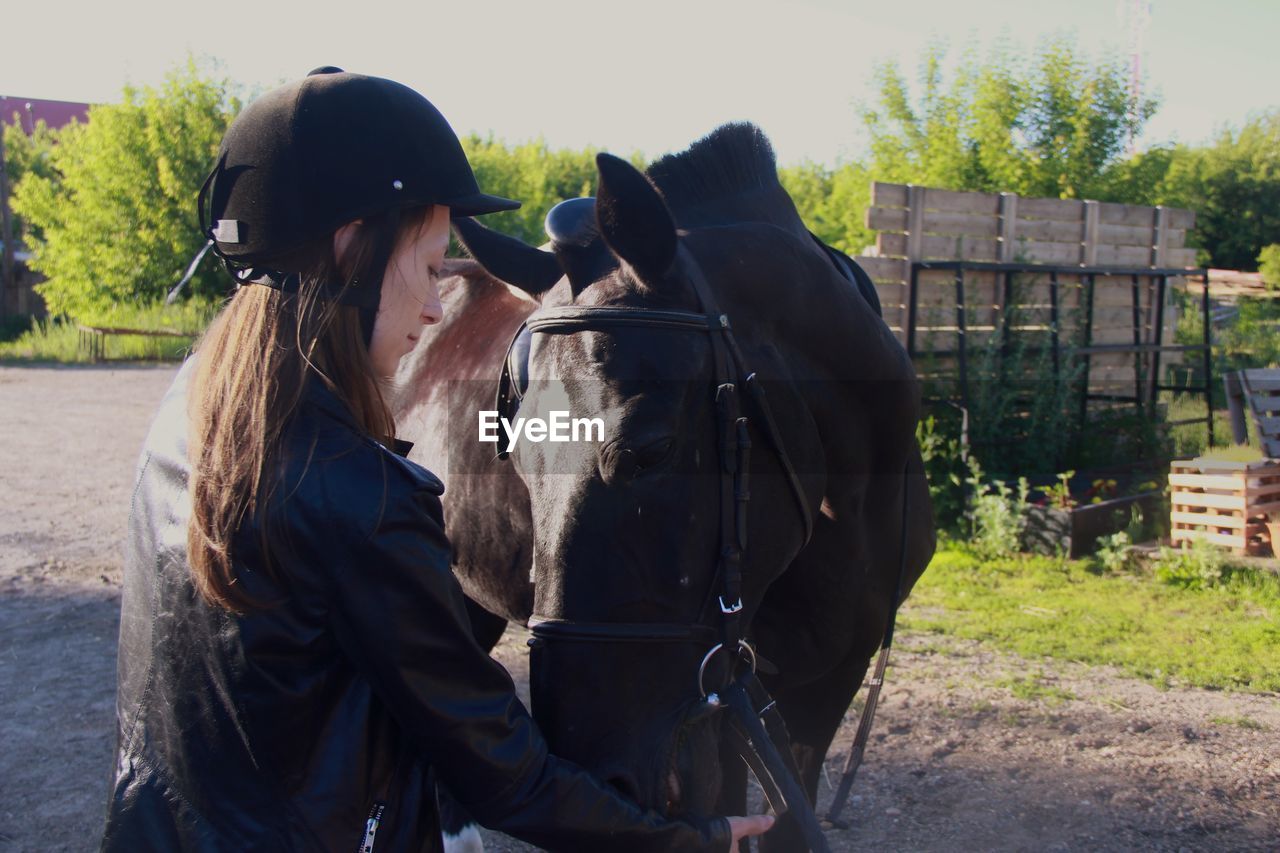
(1, 364, 1276, 852)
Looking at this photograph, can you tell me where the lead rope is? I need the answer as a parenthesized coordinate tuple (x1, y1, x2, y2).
(824, 462, 912, 827)
(723, 674, 833, 853)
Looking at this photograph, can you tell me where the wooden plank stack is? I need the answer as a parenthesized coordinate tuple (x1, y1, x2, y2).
(1184, 269, 1277, 302)
(1168, 458, 1280, 555)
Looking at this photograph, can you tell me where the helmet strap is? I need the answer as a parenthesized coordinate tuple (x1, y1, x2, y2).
(211, 191, 406, 350)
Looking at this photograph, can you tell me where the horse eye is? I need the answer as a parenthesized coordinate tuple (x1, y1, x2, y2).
(601, 437, 675, 485)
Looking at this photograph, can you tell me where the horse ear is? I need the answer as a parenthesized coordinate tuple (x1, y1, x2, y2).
(451, 216, 563, 295)
(594, 153, 677, 281)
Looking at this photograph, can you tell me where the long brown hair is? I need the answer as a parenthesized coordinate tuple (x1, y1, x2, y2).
(187, 206, 433, 612)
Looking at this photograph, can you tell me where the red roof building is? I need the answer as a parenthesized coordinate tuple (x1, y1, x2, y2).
(0, 96, 91, 132)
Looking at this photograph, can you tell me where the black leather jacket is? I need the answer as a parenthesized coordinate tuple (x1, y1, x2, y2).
(101, 361, 730, 852)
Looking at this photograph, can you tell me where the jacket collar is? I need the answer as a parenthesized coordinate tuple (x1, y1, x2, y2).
(301, 375, 414, 458)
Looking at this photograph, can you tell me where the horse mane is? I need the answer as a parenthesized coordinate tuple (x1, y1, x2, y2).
(645, 123, 800, 231)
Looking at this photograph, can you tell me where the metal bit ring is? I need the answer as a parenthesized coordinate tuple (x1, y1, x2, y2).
(697, 639, 758, 698)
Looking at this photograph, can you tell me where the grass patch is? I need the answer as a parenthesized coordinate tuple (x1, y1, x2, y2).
(1209, 715, 1268, 731)
(900, 547, 1280, 692)
(1198, 444, 1265, 463)
(994, 673, 1077, 705)
(0, 299, 217, 362)
(1164, 392, 1236, 458)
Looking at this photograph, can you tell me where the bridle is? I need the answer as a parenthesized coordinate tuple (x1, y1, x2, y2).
(500, 245, 813, 652)
(496, 241, 906, 853)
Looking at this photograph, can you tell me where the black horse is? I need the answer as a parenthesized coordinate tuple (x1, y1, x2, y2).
(394, 124, 935, 852)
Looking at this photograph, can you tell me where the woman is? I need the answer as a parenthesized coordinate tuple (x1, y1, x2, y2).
(101, 68, 772, 851)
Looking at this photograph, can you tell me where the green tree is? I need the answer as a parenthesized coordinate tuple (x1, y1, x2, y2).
(460, 136, 609, 246)
(779, 160, 875, 255)
(863, 36, 1156, 200)
(1156, 113, 1280, 270)
(3, 117, 59, 242)
(12, 60, 239, 317)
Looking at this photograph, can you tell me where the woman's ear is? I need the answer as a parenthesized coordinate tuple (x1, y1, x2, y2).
(333, 219, 364, 268)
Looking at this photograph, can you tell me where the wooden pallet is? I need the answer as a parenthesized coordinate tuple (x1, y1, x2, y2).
(1169, 457, 1280, 555)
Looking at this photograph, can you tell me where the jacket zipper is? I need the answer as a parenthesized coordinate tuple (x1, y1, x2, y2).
(357, 802, 386, 853)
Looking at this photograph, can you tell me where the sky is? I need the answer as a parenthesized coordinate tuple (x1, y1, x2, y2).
(3, 0, 1277, 167)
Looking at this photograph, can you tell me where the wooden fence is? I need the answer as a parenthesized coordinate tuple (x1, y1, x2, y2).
(852, 183, 1201, 401)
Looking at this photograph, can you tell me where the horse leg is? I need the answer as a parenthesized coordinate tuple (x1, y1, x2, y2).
(757, 649, 872, 853)
(440, 596, 510, 852)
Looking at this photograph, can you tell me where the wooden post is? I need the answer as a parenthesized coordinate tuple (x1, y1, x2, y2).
(1151, 205, 1168, 267)
(903, 184, 926, 337)
(1081, 200, 1100, 267)
(997, 192, 1019, 262)
(997, 192, 1019, 352)
(0, 121, 14, 320)
(1142, 205, 1170, 397)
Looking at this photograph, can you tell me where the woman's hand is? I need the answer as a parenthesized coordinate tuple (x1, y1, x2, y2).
(727, 814, 775, 849)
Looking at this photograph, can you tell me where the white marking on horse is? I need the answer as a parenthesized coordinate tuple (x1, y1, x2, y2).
(442, 823, 484, 853)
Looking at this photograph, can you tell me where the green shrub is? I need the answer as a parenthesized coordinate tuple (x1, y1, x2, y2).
(1093, 530, 1134, 573)
(916, 415, 969, 532)
(12, 60, 239, 317)
(1151, 540, 1229, 590)
(968, 473, 1031, 560)
(1259, 244, 1280, 290)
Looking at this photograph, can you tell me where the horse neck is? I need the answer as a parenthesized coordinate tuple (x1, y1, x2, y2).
(689, 223, 918, 501)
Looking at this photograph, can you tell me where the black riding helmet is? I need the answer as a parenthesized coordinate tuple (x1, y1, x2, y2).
(197, 66, 518, 315)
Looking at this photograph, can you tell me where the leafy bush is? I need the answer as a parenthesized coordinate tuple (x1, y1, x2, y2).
(1036, 470, 1075, 509)
(1259, 244, 1280, 291)
(967, 473, 1031, 560)
(916, 415, 970, 533)
(12, 60, 239, 318)
(1093, 530, 1134, 573)
(1151, 540, 1229, 590)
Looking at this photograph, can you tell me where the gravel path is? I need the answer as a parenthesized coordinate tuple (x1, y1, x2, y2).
(1, 364, 1276, 852)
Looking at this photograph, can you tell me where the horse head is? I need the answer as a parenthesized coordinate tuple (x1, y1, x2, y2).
(452, 124, 927, 824)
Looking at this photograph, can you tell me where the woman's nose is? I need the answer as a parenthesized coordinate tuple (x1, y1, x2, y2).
(421, 299, 444, 325)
